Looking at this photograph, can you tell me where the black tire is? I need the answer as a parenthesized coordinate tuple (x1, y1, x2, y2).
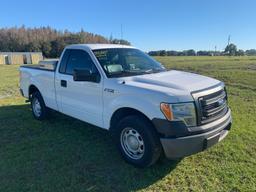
(30, 91, 49, 120)
(112, 115, 162, 168)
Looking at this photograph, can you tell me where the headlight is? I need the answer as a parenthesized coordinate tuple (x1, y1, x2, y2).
(160, 102, 197, 127)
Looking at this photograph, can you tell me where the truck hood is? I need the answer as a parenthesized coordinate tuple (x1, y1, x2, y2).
(123, 70, 221, 93)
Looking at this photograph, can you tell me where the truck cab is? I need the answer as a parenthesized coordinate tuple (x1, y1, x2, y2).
(20, 44, 232, 167)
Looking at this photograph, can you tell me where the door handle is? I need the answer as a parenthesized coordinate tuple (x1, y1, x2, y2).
(61, 80, 67, 87)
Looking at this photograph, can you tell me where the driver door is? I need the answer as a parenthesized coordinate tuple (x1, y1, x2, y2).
(55, 49, 103, 127)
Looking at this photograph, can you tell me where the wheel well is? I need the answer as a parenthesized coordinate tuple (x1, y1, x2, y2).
(110, 107, 153, 131)
(28, 85, 39, 99)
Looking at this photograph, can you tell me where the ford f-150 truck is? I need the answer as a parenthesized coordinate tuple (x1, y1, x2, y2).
(20, 44, 232, 167)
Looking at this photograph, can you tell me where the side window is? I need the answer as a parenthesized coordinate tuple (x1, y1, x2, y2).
(65, 50, 96, 75)
(59, 49, 71, 73)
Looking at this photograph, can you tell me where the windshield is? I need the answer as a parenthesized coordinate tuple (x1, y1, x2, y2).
(93, 48, 166, 78)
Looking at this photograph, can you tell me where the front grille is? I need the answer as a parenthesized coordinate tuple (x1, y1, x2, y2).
(198, 88, 228, 124)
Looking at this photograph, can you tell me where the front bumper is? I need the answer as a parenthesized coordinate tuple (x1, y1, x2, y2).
(153, 108, 232, 159)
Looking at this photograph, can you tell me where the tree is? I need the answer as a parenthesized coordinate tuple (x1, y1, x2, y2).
(197, 51, 211, 56)
(187, 49, 196, 56)
(236, 49, 245, 56)
(50, 38, 66, 58)
(224, 43, 237, 56)
(245, 49, 256, 56)
(166, 50, 178, 56)
(148, 51, 160, 56)
(110, 39, 131, 45)
(25, 42, 41, 52)
(159, 50, 166, 56)
(0, 26, 131, 58)
(40, 41, 52, 57)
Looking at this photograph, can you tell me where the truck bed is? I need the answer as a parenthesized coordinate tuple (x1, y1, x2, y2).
(20, 64, 55, 71)
(20, 59, 58, 71)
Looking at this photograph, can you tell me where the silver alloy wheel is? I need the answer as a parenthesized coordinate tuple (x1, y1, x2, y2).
(32, 98, 42, 117)
(120, 127, 145, 160)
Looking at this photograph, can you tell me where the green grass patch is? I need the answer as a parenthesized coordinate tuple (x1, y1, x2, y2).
(0, 57, 256, 191)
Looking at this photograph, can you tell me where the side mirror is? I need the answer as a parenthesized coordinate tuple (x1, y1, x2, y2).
(73, 69, 100, 82)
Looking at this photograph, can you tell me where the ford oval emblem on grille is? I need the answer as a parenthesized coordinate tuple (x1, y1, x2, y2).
(218, 98, 225, 106)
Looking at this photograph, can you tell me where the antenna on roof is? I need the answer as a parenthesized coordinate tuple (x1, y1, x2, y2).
(120, 24, 123, 44)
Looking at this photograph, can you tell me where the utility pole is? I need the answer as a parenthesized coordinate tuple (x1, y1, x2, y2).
(226, 35, 231, 55)
(109, 33, 113, 42)
(215, 46, 217, 56)
(228, 35, 231, 46)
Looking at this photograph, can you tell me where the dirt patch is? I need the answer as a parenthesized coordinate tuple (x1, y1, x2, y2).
(247, 64, 256, 70)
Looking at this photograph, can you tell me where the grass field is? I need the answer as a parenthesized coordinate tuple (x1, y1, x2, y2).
(0, 56, 256, 192)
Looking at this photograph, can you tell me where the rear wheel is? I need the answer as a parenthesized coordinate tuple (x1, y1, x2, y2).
(31, 91, 49, 120)
(113, 115, 162, 167)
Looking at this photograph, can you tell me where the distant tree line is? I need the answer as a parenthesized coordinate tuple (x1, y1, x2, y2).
(149, 44, 256, 56)
(0, 26, 131, 58)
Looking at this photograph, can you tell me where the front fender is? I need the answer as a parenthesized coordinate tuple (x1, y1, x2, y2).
(103, 94, 165, 129)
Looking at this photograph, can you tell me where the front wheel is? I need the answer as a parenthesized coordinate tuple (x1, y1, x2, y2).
(31, 91, 49, 120)
(113, 115, 162, 168)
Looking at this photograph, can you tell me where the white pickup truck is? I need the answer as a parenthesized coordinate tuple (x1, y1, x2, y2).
(20, 44, 232, 167)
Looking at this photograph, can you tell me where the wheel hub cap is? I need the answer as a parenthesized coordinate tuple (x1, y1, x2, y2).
(33, 98, 42, 117)
(120, 127, 145, 160)
(127, 135, 139, 150)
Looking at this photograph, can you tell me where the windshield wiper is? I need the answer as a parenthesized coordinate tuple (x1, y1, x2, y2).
(143, 68, 166, 74)
(108, 70, 143, 78)
(107, 69, 166, 78)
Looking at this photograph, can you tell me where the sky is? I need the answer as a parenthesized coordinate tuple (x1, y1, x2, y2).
(0, 0, 255, 51)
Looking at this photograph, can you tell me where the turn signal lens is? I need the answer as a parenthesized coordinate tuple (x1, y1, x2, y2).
(160, 102, 197, 127)
(160, 103, 173, 121)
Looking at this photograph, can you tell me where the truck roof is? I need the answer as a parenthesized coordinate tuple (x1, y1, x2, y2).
(66, 44, 135, 50)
